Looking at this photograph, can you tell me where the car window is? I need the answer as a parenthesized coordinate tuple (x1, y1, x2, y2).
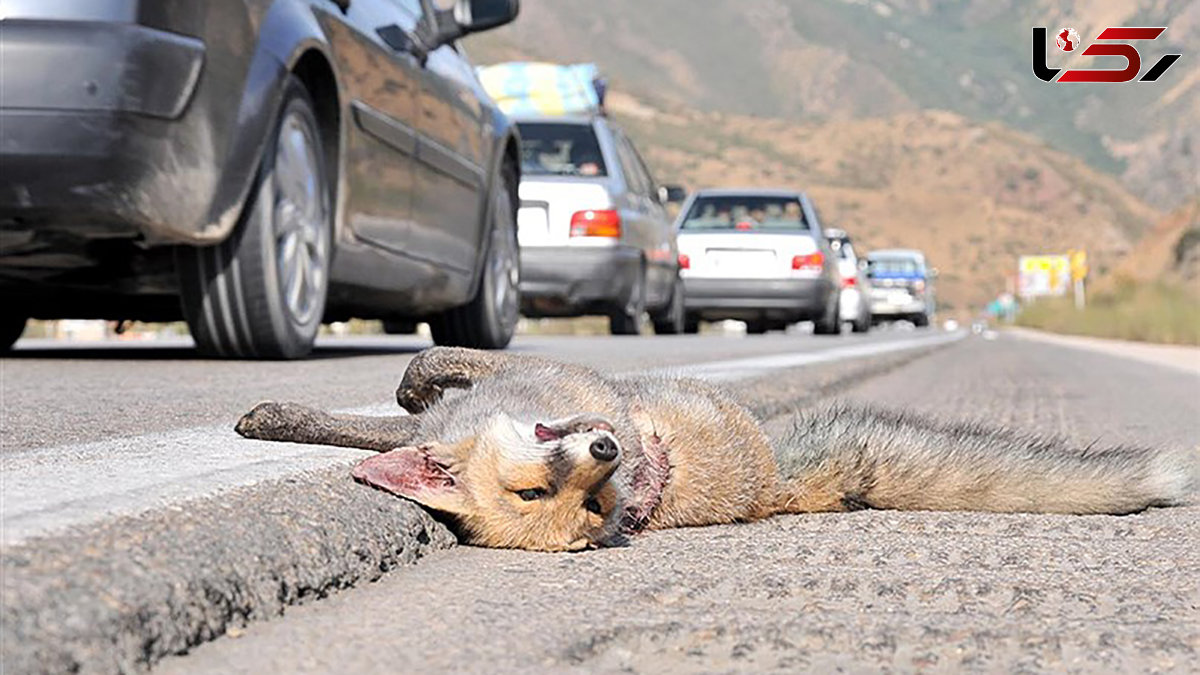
(830, 239, 856, 261)
(613, 133, 650, 196)
(868, 257, 925, 277)
(680, 195, 808, 232)
(516, 122, 608, 177)
(398, 0, 426, 18)
(628, 140, 658, 195)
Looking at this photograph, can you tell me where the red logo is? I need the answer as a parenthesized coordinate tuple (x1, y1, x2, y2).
(1056, 28, 1080, 52)
(1033, 26, 1181, 83)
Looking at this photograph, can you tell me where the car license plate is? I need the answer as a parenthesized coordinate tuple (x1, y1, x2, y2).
(517, 207, 549, 245)
(888, 291, 910, 305)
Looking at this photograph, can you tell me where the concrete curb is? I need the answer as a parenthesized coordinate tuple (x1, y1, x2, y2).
(0, 341, 956, 673)
(1005, 327, 1200, 375)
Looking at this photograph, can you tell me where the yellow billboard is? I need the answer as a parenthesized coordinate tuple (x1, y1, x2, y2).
(1018, 255, 1071, 298)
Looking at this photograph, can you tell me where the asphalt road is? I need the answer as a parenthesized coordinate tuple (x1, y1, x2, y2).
(139, 331, 1197, 674)
(3, 328, 1197, 673)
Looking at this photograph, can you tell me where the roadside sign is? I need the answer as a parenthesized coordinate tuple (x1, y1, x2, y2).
(1068, 249, 1088, 281)
(1018, 255, 1071, 298)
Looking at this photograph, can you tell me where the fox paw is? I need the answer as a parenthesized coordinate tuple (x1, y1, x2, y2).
(235, 401, 316, 441)
(396, 384, 443, 414)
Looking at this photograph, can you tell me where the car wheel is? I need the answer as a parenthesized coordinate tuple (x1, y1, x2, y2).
(430, 163, 520, 350)
(383, 320, 418, 335)
(609, 265, 646, 336)
(745, 319, 769, 335)
(813, 294, 841, 335)
(651, 279, 685, 335)
(684, 315, 701, 335)
(0, 315, 27, 352)
(178, 78, 331, 359)
(852, 310, 871, 333)
(913, 313, 930, 328)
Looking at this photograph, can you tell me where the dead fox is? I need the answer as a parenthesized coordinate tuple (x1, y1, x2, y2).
(235, 347, 1196, 551)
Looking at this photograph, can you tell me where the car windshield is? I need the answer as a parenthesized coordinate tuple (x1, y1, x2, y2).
(869, 257, 924, 277)
(680, 195, 807, 232)
(516, 122, 608, 177)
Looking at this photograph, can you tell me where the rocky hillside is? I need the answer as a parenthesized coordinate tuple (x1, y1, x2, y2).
(467, 0, 1198, 210)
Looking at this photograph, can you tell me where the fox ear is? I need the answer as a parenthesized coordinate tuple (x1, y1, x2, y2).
(351, 443, 474, 516)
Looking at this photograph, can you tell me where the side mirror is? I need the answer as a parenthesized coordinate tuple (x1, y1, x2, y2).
(660, 184, 687, 204)
(433, 0, 519, 46)
(454, 0, 520, 32)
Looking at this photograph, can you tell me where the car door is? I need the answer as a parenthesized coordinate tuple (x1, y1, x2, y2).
(324, 0, 423, 252)
(626, 138, 677, 307)
(410, 2, 490, 274)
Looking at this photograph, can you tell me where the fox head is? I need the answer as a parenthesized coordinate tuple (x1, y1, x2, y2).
(352, 413, 627, 551)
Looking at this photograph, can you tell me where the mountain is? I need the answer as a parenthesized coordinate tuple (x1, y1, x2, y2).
(466, 0, 1199, 210)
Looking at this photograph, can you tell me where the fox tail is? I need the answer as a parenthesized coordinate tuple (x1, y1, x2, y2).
(773, 403, 1197, 515)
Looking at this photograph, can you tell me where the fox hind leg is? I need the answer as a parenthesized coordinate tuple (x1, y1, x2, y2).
(395, 347, 519, 413)
(235, 401, 420, 452)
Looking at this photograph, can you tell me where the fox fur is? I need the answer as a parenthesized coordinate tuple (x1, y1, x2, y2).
(235, 347, 1196, 551)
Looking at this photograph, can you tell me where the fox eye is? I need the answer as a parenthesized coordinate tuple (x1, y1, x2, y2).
(584, 496, 603, 514)
(516, 488, 547, 501)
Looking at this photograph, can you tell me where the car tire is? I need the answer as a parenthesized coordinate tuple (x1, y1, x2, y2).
(852, 311, 871, 333)
(609, 264, 646, 336)
(0, 315, 27, 352)
(913, 313, 930, 328)
(745, 319, 769, 335)
(684, 315, 700, 335)
(383, 320, 418, 335)
(430, 163, 521, 350)
(178, 78, 331, 360)
(651, 278, 685, 335)
(813, 294, 841, 335)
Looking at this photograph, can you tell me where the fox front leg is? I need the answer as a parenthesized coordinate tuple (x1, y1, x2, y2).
(235, 402, 421, 452)
(395, 347, 517, 413)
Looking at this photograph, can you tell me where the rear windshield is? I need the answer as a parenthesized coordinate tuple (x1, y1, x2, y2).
(680, 195, 807, 232)
(516, 122, 608, 177)
(868, 257, 924, 277)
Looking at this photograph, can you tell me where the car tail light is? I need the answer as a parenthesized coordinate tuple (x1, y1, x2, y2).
(678, 253, 690, 270)
(735, 221, 755, 231)
(569, 210, 621, 238)
(842, 276, 857, 288)
(791, 252, 824, 272)
(912, 279, 926, 293)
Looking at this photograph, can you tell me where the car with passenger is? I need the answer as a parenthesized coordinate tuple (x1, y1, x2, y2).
(675, 189, 841, 334)
(510, 115, 685, 335)
(0, 0, 522, 358)
(823, 228, 871, 333)
(866, 249, 936, 327)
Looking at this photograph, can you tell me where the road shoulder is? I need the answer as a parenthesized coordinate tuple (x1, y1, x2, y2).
(1006, 326, 1200, 375)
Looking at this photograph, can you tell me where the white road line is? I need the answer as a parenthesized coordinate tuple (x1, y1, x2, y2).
(0, 332, 962, 546)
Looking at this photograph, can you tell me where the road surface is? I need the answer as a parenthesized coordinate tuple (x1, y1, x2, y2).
(2, 328, 1197, 673)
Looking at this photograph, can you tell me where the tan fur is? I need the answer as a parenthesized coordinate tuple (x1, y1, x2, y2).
(236, 347, 1197, 552)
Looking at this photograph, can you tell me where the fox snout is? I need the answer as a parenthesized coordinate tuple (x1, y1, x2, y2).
(588, 435, 619, 462)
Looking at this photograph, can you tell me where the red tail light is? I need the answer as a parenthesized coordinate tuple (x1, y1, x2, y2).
(842, 276, 857, 288)
(569, 210, 621, 238)
(678, 253, 690, 270)
(735, 221, 754, 231)
(791, 252, 824, 272)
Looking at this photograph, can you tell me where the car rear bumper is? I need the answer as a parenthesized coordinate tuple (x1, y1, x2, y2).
(870, 294, 929, 317)
(682, 276, 831, 321)
(0, 19, 221, 245)
(519, 245, 642, 316)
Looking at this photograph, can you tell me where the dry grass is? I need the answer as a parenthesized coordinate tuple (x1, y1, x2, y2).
(1016, 281, 1200, 346)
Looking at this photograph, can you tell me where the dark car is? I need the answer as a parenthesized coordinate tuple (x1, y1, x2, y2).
(0, 0, 522, 358)
(674, 189, 841, 334)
